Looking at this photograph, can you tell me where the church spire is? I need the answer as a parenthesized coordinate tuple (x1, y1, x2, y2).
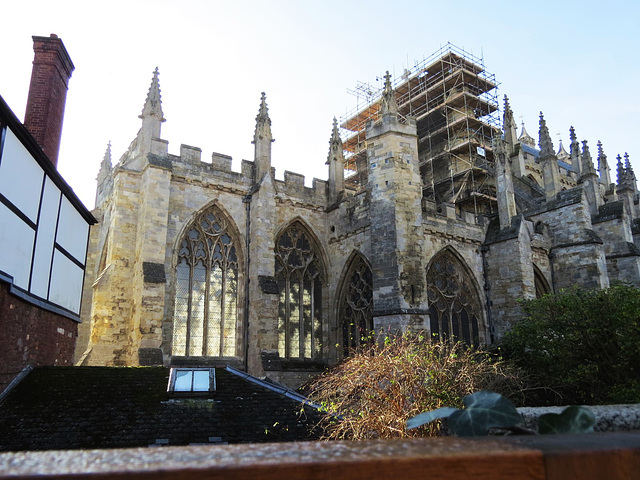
(617, 154, 625, 185)
(97, 141, 112, 182)
(137, 68, 165, 154)
(502, 95, 518, 151)
(326, 117, 345, 203)
(96, 141, 114, 206)
(625, 152, 635, 179)
(580, 140, 601, 215)
(569, 126, 582, 177)
(538, 112, 555, 158)
(140, 67, 165, 122)
(253, 92, 273, 143)
(597, 140, 611, 186)
(380, 71, 398, 117)
(518, 121, 535, 147)
(617, 153, 637, 217)
(538, 113, 560, 200)
(557, 139, 569, 159)
(581, 140, 596, 176)
(493, 135, 517, 229)
(102, 141, 112, 168)
(252, 92, 274, 182)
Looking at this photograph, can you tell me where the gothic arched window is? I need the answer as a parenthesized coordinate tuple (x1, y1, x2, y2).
(173, 206, 239, 358)
(534, 265, 551, 298)
(338, 254, 373, 355)
(426, 249, 482, 345)
(275, 222, 323, 359)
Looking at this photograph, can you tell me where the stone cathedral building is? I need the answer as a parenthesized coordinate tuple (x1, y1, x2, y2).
(77, 45, 640, 387)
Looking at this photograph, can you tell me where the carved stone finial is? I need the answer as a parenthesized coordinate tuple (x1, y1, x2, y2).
(380, 71, 398, 116)
(597, 141, 608, 168)
(327, 117, 343, 163)
(253, 92, 273, 143)
(625, 152, 635, 179)
(503, 95, 512, 123)
(617, 154, 624, 184)
(502, 95, 518, 148)
(596, 140, 611, 185)
(569, 126, 577, 144)
(139, 67, 165, 122)
(102, 141, 112, 168)
(538, 112, 555, 158)
(581, 140, 595, 174)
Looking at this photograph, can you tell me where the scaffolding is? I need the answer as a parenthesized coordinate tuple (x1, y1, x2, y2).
(340, 43, 501, 217)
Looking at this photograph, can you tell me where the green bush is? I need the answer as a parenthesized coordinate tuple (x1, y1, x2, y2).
(500, 284, 640, 405)
(305, 335, 524, 440)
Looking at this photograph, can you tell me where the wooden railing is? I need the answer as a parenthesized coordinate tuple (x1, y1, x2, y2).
(0, 432, 638, 479)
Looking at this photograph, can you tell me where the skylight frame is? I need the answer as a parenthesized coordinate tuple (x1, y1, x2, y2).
(167, 367, 216, 396)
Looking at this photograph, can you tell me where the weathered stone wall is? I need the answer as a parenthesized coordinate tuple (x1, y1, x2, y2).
(484, 217, 536, 338)
(529, 190, 609, 291)
(83, 169, 141, 365)
(366, 114, 428, 335)
(592, 202, 640, 286)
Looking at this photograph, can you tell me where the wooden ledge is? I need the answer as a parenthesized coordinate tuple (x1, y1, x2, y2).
(0, 432, 639, 479)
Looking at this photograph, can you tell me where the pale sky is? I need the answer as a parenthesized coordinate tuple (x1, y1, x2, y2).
(1, 0, 638, 209)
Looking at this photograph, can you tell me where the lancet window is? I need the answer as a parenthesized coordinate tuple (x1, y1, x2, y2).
(534, 265, 551, 298)
(172, 207, 239, 358)
(339, 255, 373, 355)
(426, 249, 481, 345)
(275, 223, 323, 359)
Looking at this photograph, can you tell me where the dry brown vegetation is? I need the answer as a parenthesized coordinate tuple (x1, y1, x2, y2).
(306, 335, 524, 440)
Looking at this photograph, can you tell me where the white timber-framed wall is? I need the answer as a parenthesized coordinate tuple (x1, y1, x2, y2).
(0, 94, 95, 319)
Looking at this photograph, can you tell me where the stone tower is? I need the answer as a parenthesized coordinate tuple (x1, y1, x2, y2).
(365, 72, 428, 334)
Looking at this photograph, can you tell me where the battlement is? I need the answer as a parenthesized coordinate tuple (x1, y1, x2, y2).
(423, 198, 485, 227)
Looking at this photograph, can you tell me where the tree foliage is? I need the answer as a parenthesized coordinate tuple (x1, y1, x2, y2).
(500, 284, 640, 405)
(305, 336, 524, 440)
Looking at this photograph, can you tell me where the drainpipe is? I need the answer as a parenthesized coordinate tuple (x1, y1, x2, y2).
(548, 251, 557, 294)
(480, 244, 495, 344)
(242, 194, 252, 371)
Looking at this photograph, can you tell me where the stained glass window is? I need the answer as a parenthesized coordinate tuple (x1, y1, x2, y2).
(339, 255, 373, 355)
(275, 223, 323, 359)
(172, 207, 239, 357)
(426, 249, 482, 345)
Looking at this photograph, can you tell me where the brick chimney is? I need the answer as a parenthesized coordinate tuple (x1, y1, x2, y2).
(24, 34, 75, 168)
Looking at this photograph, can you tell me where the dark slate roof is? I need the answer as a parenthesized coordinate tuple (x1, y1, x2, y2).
(521, 143, 540, 159)
(557, 159, 575, 172)
(521, 143, 575, 172)
(0, 366, 323, 452)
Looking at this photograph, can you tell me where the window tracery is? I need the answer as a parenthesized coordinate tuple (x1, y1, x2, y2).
(275, 223, 323, 359)
(172, 207, 239, 357)
(426, 249, 481, 345)
(339, 255, 373, 355)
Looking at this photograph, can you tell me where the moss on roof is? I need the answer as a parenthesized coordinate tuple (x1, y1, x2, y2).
(0, 366, 322, 452)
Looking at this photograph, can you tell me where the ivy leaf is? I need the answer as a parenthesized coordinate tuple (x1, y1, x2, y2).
(448, 391, 522, 437)
(406, 407, 457, 429)
(538, 406, 595, 434)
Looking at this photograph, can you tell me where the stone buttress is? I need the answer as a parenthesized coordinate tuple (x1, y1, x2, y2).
(365, 73, 429, 335)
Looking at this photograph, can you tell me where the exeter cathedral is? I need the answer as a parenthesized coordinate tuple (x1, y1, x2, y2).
(77, 45, 640, 388)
